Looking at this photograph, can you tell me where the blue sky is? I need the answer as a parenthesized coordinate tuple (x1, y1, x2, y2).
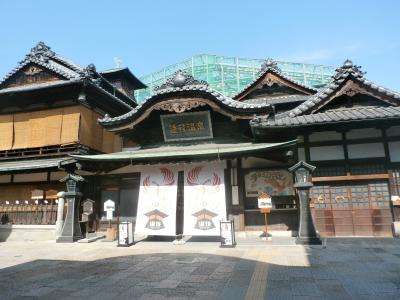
(1, 1, 399, 90)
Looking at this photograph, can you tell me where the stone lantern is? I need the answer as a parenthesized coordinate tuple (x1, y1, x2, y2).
(289, 161, 321, 245)
(56, 173, 85, 243)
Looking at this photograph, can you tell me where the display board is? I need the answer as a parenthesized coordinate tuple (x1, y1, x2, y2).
(118, 222, 134, 246)
(183, 162, 226, 236)
(220, 220, 236, 247)
(245, 169, 294, 197)
(135, 166, 178, 236)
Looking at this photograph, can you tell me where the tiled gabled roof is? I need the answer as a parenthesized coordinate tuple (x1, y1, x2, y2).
(0, 42, 135, 110)
(99, 70, 271, 127)
(0, 42, 84, 85)
(287, 60, 400, 118)
(233, 58, 317, 100)
(251, 106, 400, 128)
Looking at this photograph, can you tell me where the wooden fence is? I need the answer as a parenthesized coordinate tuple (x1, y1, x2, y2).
(0, 204, 58, 225)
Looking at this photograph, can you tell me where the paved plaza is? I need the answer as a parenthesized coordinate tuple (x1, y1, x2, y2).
(0, 238, 400, 299)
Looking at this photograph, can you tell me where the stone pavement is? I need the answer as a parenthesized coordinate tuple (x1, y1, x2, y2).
(0, 238, 399, 299)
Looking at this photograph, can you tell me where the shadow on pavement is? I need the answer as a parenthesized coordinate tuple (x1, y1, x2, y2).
(0, 239, 400, 299)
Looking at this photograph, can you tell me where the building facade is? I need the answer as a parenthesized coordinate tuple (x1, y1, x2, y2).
(1, 43, 399, 240)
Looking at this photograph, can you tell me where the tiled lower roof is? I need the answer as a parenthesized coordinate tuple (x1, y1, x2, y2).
(251, 106, 400, 128)
(0, 157, 76, 173)
(71, 140, 296, 161)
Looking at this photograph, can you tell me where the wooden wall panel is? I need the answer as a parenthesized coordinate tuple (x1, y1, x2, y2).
(0, 115, 13, 151)
(102, 129, 115, 153)
(113, 135, 122, 152)
(78, 107, 93, 147)
(91, 110, 103, 151)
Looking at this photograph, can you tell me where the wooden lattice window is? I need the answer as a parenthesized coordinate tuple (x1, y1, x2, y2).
(312, 181, 390, 209)
(369, 182, 390, 208)
(350, 185, 369, 208)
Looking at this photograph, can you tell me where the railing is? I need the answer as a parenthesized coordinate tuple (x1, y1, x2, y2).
(0, 204, 58, 225)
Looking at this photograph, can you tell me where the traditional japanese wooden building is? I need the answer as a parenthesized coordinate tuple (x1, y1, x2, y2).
(0, 42, 145, 240)
(75, 58, 400, 238)
(1, 43, 400, 240)
(74, 69, 297, 236)
(252, 60, 400, 237)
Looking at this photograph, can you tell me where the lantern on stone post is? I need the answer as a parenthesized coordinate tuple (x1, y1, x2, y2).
(289, 161, 321, 245)
(56, 173, 85, 243)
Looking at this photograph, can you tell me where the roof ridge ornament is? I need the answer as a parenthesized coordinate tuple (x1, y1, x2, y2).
(333, 59, 365, 80)
(154, 70, 208, 91)
(79, 63, 102, 84)
(25, 41, 55, 63)
(258, 58, 282, 75)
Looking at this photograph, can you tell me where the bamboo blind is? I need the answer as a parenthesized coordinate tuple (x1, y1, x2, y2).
(45, 109, 63, 145)
(60, 106, 81, 145)
(12, 112, 30, 149)
(30, 110, 48, 148)
(0, 105, 120, 152)
(0, 115, 13, 151)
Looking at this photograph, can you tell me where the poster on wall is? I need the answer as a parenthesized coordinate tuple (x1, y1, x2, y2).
(183, 162, 226, 236)
(244, 170, 294, 197)
(135, 166, 178, 236)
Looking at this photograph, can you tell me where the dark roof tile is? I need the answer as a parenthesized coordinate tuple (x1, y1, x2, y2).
(252, 106, 400, 128)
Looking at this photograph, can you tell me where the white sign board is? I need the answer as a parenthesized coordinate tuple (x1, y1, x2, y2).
(104, 199, 115, 211)
(118, 222, 133, 245)
(135, 166, 178, 236)
(258, 197, 272, 209)
(183, 162, 227, 236)
(104, 199, 115, 220)
(220, 220, 235, 247)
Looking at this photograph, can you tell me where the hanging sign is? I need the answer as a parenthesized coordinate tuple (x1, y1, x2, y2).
(183, 162, 226, 236)
(245, 169, 294, 197)
(258, 193, 272, 209)
(160, 111, 213, 142)
(135, 166, 178, 236)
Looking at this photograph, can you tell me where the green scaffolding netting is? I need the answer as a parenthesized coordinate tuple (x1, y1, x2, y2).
(134, 54, 335, 103)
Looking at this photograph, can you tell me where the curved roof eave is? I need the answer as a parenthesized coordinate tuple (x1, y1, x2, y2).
(99, 70, 272, 131)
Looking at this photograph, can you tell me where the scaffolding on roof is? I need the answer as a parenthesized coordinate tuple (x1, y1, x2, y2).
(134, 54, 335, 103)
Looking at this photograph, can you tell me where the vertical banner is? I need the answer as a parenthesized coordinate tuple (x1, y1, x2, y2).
(183, 162, 227, 236)
(135, 166, 178, 236)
